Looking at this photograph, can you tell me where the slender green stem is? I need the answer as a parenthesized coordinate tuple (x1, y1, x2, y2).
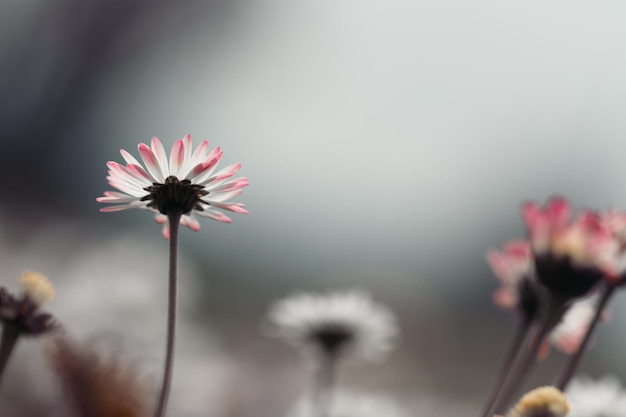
(312, 352, 338, 417)
(493, 296, 566, 415)
(479, 319, 532, 417)
(154, 212, 181, 417)
(555, 284, 616, 391)
(0, 324, 20, 388)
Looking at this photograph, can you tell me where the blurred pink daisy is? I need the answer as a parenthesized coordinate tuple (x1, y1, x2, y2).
(97, 135, 248, 238)
(486, 240, 533, 310)
(486, 240, 609, 357)
(522, 197, 619, 298)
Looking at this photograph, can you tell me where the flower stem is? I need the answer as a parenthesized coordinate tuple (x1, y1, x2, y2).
(312, 352, 338, 417)
(479, 319, 532, 417)
(0, 324, 20, 388)
(154, 212, 181, 417)
(555, 284, 616, 391)
(493, 296, 566, 415)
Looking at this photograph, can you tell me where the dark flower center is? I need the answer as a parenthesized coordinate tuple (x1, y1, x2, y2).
(517, 277, 542, 322)
(142, 176, 208, 215)
(534, 254, 603, 299)
(309, 324, 354, 355)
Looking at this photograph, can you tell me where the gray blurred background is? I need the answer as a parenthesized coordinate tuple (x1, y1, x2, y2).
(1, 0, 626, 416)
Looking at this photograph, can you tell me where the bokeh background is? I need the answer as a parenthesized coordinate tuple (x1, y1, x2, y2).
(1, 0, 626, 416)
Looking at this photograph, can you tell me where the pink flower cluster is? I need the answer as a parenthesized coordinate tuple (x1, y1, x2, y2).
(522, 197, 624, 283)
(487, 197, 626, 357)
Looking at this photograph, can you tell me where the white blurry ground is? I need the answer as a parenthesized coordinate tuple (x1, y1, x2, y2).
(287, 389, 474, 417)
(0, 220, 233, 417)
(0, 219, 473, 417)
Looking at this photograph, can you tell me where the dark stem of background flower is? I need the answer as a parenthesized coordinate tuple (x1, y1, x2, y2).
(0, 324, 20, 388)
(479, 318, 533, 417)
(555, 283, 617, 391)
(312, 351, 338, 417)
(493, 295, 567, 415)
(154, 212, 181, 417)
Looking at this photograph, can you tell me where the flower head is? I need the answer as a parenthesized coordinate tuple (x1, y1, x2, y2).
(288, 390, 409, 417)
(486, 242, 607, 357)
(522, 197, 617, 299)
(0, 271, 57, 336)
(566, 375, 626, 417)
(267, 290, 397, 362)
(97, 135, 248, 238)
(507, 386, 569, 417)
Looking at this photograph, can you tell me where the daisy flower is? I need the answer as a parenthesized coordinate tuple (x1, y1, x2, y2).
(0, 272, 57, 386)
(97, 134, 248, 238)
(522, 197, 618, 299)
(267, 290, 397, 362)
(487, 242, 608, 357)
(0, 271, 57, 336)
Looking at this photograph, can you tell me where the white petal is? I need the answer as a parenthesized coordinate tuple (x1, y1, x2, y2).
(187, 147, 222, 182)
(178, 134, 194, 179)
(206, 189, 243, 202)
(138, 143, 166, 182)
(202, 163, 241, 185)
(120, 149, 142, 167)
(151, 137, 170, 176)
(195, 209, 232, 223)
(169, 139, 185, 177)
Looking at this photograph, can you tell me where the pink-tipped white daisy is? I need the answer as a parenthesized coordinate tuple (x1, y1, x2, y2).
(97, 134, 249, 238)
(486, 241, 605, 357)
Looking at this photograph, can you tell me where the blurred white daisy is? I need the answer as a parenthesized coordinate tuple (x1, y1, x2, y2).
(549, 295, 607, 356)
(267, 290, 397, 362)
(97, 134, 248, 238)
(566, 375, 626, 417)
(287, 390, 409, 417)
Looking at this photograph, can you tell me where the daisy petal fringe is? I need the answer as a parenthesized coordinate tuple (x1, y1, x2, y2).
(97, 134, 248, 238)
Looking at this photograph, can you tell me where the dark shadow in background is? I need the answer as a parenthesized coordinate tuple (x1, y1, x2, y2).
(0, 0, 238, 217)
